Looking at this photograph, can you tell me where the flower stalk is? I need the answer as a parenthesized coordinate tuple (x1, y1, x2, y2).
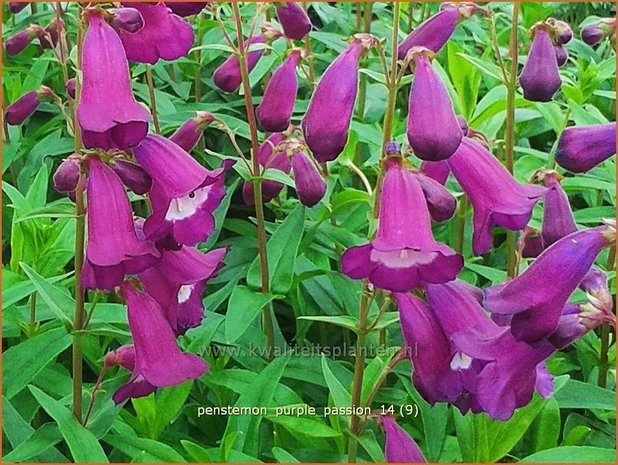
(145, 65, 161, 134)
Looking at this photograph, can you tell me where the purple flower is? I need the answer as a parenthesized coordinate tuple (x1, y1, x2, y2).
(37, 19, 61, 50)
(109, 7, 145, 34)
(81, 157, 159, 291)
(119, 2, 194, 64)
(581, 18, 616, 46)
(518, 226, 544, 259)
(134, 135, 233, 246)
(65, 78, 76, 99)
(9, 2, 29, 14)
(77, 11, 150, 151)
(164, 2, 208, 17)
(406, 49, 462, 161)
(291, 146, 326, 207)
(380, 416, 426, 463)
(420, 160, 450, 185)
(537, 170, 577, 247)
(519, 25, 562, 102)
(341, 157, 462, 292)
(275, 2, 312, 41)
(415, 172, 457, 223)
(554, 44, 568, 67)
(213, 34, 270, 93)
(53, 155, 81, 193)
(170, 111, 216, 152)
(112, 281, 208, 404)
(484, 224, 615, 343)
(111, 159, 152, 195)
(5, 28, 35, 56)
(256, 50, 301, 133)
(4, 86, 52, 126)
(106, 345, 157, 403)
(139, 247, 226, 335)
(555, 123, 616, 173)
(447, 138, 546, 256)
(548, 18, 573, 44)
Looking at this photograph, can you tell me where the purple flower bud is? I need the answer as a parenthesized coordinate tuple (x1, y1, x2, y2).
(109, 7, 145, 34)
(213, 34, 269, 93)
(519, 25, 562, 102)
(65, 78, 76, 99)
(537, 171, 576, 247)
(398, 5, 460, 59)
(118, 2, 194, 64)
(554, 44, 568, 67)
(9, 2, 29, 14)
(111, 159, 152, 195)
(164, 2, 208, 17)
(169, 111, 216, 152)
(77, 11, 150, 150)
(5, 28, 35, 56)
(579, 267, 614, 328)
(381, 416, 426, 463)
(555, 122, 616, 173)
(581, 18, 615, 46)
(518, 226, 544, 259)
(275, 2, 312, 41)
(53, 155, 81, 193)
(407, 50, 462, 161)
(256, 50, 301, 133)
(291, 148, 326, 207)
(4, 86, 52, 126)
(549, 18, 573, 44)
(37, 19, 61, 50)
(243, 133, 290, 206)
(420, 160, 450, 185)
(415, 172, 457, 223)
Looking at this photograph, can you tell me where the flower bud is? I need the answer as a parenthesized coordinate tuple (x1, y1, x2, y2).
(4, 86, 52, 126)
(555, 122, 616, 173)
(243, 133, 290, 206)
(164, 2, 208, 17)
(554, 44, 568, 67)
(581, 18, 615, 46)
(519, 24, 562, 102)
(420, 160, 450, 185)
(381, 416, 426, 463)
(109, 8, 145, 34)
(65, 78, 76, 99)
(9, 2, 29, 14)
(275, 2, 312, 41)
(213, 34, 270, 93)
(548, 18, 573, 44)
(290, 142, 326, 207)
(5, 28, 35, 56)
(518, 226, 544, 259)
(535, 170, 576, 247)
(169, 111, 215, 152)
(111, 159, 152, 195)
(53, 156, 81, 193)
(416, 172, 457, 223)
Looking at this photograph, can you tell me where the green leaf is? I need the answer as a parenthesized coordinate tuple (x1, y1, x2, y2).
(271, 447, 300, 463)
(448, 42, 483, 120)
(531, 398, 561, 452)
(266, 415, 341, 438)
(28, 386, 108, 463)
(153, 381, 194, 439)
(3, 327, 72, 399)
(181, 440, 212, 462)
(225, 285, 278, 343)
(20, 262, 74, 325)
(297, 315, 359, 332)
(554, 379, 616, 411)
(2, 424, 63, 463)
(103, 434, 186, 462)
(320, 355, 352, 409)
(519, 446, 615, 463)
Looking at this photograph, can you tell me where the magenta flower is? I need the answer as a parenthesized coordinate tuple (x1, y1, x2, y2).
(447, 138, 546, 256)
(81, 157, 159, 291)
(77, 11, 150, 150)
(164, 2, 208, 17)
(106, 345, 156, 403)
(5, 86, 52, 126)
(275, 2, 311, 40)
(109, 7, 145, 34)
(65, 78, 76, 99)
(256, 50, 301, 132)
(341, 157, 462, 292)
(581, 18, 615, 46)
(406, 49, 462, 161)
(118, 2, 194, 64)
(548, 18, 573, 44)
(134, 135, 232, 246)
(53, 155, 81, 193)
(111, 159, 152, 195)
(555, 123, 616, 173)
(37, 19, 61, 50)
(537, 171, 577, 247)
(5, 28, 36, 56)
(380, 416, 426, 463)
(112, 281, 209, 404)
(420, 160, 450, 185)
(416, 172, 457, 223)
(214, 34, 273, 93)
(170, 111, 216, 152)
(484, 224, 615, 343)
(139, 247, 226, 335)
(291, 148, 326, 207)
(519, 25, 562, 102)
(518, 226, 544, 259)
(554, 44, 568, 67)
(9, 2, 29, 14)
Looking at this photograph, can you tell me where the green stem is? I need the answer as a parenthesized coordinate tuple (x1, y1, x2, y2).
(28, 293, 37, 337)
(145, 65, 161, 134)
(455, 196, 468, 255)
(598, 239, 616, 388)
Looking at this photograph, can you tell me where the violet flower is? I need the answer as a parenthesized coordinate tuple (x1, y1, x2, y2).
(291, 146, 326, 207)
(106, 345, 157, 403)
(213, 34, 271, 93)
(581, 18, 616, 46)
(420, 160, 450, 185)
(170, 111, 216, 152)
(111, 159, 152, 195)
(5, 28, 35, 56)
(554, 44, 568, 67)
(242, 133, 290, 206)
(555, 122, 616, 173)
(380, 416, 426, 463)
(538, 170, 576, 247)
(518, 226, 544, 259)
(406, 49, 462, 161)
(9, 2, 29, 14)
(256, 50, 301, 133)
(5, 86, 52, 126)
(65, 78, 76, 99)
(164, 2, 208, 17)
(119, 2, 194, 64)
(139, 247, 226, 336)
(37, 19, 60, 51)
(275, 2, 312, 41)
(447, 138, 546, 256)
(110, 7, 145, 34)
(53, 155, 81, 193)
(548, 18, 573, 44)
(134, 135, 233, 246)
(519, 24, 562, 102)
(77, 11, 150, 151)
(81, 157, 159, 291)
(342, 156, 462, 292)
(415, 172, 457, 223)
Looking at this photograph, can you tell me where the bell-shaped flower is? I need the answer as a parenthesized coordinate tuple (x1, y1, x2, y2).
(420, 160, 450, 185)
(106, 345, 156, 403)
(5, 85, 53, 126)
(342, 156, 462, 292)
(484, 224, 615, 343)
(380, 416, 426, 463)
(518, 226, 544, 259)
(256, 50, 301, 132)
(112, 282, 209, 404)
(275, 2, 311, 40)
(416, 172, 457, 223)
(581, 18, 615, 46)
(81, 157, 159, 291)
(109, 7, 144, 34)
(5, 27, 36, 56)
(53, 155, 81, 193)
(519, 24, 562, 102)
(447, 138, 546, 256)
(164, 2, 208, 17)
(406, 48, 462, 161)
(548, 18, 573, 44)
(291, 144, 326, 207)
(555, 122, 616, 173)
(134, 135, 233, 246)
(77, 11, 150, 150)
(118, 2, 194, 64)
(170, 111, 215, 152)
(111, 159, 152, 195)
(536, 170, 576, 247)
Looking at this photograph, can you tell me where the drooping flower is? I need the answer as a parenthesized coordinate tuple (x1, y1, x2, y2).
(118, 2, 194, 64)
(420, 160, 450, 185)
(554, 123, 616, 173)
(169, 111, 216, 152)
(406, 48, 462, 161)
(53, 155, 81, 193)
(134, 135, 233, 246)
(415, 172, 457, 223)
(447, 138, 546, 256)
(536, 170, 577, 247)
(164, 2, 208, 17)
(581, 18, 616, 46)
(342, 156, 462, 292)
(111, 159, 152, 195)
(81, 157, 159, 291)
(302, 35, 375, 163)
(484, 224, 616, 343)
(139, 247, 226, 336)
(554, 44, 568, 67)
(548, 18, 573, 44)
(518, 226, 544, 259)
(112, 281, 209, 404)
(291, 144, 326, 207)
(5, 28, 35, 56)
(256, 50, 301, 133)
(37, 19, 61, 50)
(77, 11, 150, 150)
(4, 86, 53, 126)
(106, 345, 157, 403)
(519, 24, 562, 102)
(109, 7, 145, 34)
(275, 2, 312, 41)
(380, 416, 426, 463)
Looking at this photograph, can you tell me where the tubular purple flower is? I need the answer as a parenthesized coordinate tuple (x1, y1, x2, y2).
(53, 155, 81, 193)
(113, 281, 209, 404)
(242, 133, 290, 206)
(275, 2, 312, 41)
(484, 224, 616, 343)
(81, 157, 160, 291)
(9, 2, 29, 14)
(5, 28, 35, 56)
(134, 135, 233, 246)
(554, 44, 568, 67)
(415, 172, 457, 223)
(111, 159, 152, 195)
(518, 226, 544, 259)
(4, 86, 52, 126)
(581, 18, 615, 46)
(256, 50, 301, 133)
(398, 5, 460, 59)
(110, 7, 145, 34)
(107, 345, 157, 403)
(119, 2, 194, 64)
(548, 18, 573, 44)
(65, 78, 76, 99)
(139, 247, 226, 336)
(447, 138, 546, 256)
(406, 49, 462, 161)
(213, 34, 269, 93)
(519, 25, 562, 102)
(169, 111, 216, 152)
(555, 122, 616, 173)
(537, 171, 577, 247)
(420, 160, 450, 185)
(77, 11, 150, 150)
(291, 149, 326, 207)
(341, 157, 462, 292)
(164, 2, 208, 17)
(380, 416, 426, 463)
(37, 19, 61, 50)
